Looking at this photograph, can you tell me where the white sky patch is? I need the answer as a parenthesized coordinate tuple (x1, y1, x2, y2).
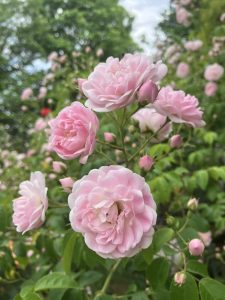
(120, 0, 170, 54)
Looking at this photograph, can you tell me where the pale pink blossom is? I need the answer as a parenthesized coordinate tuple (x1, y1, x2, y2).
(48, 102, 99, 164)
(184, 40, 203, 51)
(38, 87, 47, 99)
(85, 46, 91, 53)
(96, 48, 104, 57)
(174, 272, 186, 286)
(81, 53, 167, 112)
(180, 0, 191, 5)
(204, 63, 224, 81)
(59, 177, 75, 192)
(43, 73, 55, 85)
(68, 165, 157, 258)
(104, 132, 116, 143)
(169, 134, 183, 148)
(204, 82, 217, 97)
(165, 44, 180, 59)
(198, 231, 212, 246)
(176, 7, 190, 26)
(154, 87, 205, 127)
(58, 55, 67, 64)
(132, 106, 172, 142)
(188, 239, 205, 256)
(21, 88, 33, 101)
(187, 198, 198, 210)
(12, 172, 48, 233)
(48, 51, 58, 62)
(34, 118, 47, 131)
(138, 80, 159, 103)
(52, 161, 67, 173)
(176, 62, 190, 78)
(139, 155, 154, 171)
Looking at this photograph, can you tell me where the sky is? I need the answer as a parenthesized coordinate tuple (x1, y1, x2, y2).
(120, 0, 170, 53)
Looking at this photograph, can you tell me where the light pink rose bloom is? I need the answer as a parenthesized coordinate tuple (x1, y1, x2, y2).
(77, 78, 86, 91)
(154, 87, 205, 127)
(48, 51, 58, 62)
(38, 87, 47, 99)
(204, 63, 224, 81)
(48, 102, 99, 164)
(198, 231, 212, 246)
(104, 132, 116, 143)
(68, 165, 157, 258)
(176, 62, 190, 78)
(12, 171, 48, 234)
(188, 239, 205, 256)
(21, 88, 33, 100)
(81, 53, 167, 112)
(184, 40, 203, 51)
(169, 134, 183, 148)
(139, 155, 154, 171)
(204, 82, 217, 97)
(132, 106, 172, 142)
(176, 7, 190, 26)
(59, 177, 75, 192)
(52, 161, 67, 173)
(35, 118, 47, 131)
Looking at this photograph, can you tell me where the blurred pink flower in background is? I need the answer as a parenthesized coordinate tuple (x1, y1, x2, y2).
(52, 161, 67, 173)
(204, 82, 217, 97)
(21, 88, 33, 101)
(184, 40, 203, 51)
(176, 62, 190, 78)
(180, 0, 192, 5)
(12, 171, 48, 233)
(59, 177, 75, 192)
(204, 63, 224, 81)
(58, 55, 67, 64)
(132, 106, 171, 141)
(176, 7, 190, 26)
(198, 231, 212, 246)
(38, 87, 47, 99)
(139, 155, 154, 171)
(68, 165, 157, 258)
(34, 118, 47, 131)
(96, 48, 104, 57)
(48, 102, 99, 164)
(154, 87, 205, 127)
(81, 53, 167, 112)
(43, 73, 55, 85)
(48, 51, 58, 62)
(104, 132, 116, 143)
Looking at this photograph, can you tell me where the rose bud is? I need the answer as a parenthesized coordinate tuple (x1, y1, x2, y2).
(52, 161, 67, 173)
(174, 272, 186, 286)
(138, 155, 154, 171)
(187, 198, 198, 210)
(138, 80, 159, 103)
(188, 239, 205, 256)
(169, 134, 183, 148)
(59, 177, 75, 193)
(104, 132, 116, 143)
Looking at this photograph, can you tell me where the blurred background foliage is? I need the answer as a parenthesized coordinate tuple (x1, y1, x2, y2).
(0, 0, 225, 299)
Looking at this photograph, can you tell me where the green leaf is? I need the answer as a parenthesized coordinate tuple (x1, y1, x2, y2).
(170, 273, 199, 300)
(131, 291, 149, 300)
(195, 170, 209, 190)
(62, 232, 77, 274)
(146, 257, 169, 289)
(203, 132, 217, 145)
(199, 278, 225, 300)
(79, 271, 103, 286)
(21, 293, 43, 300)
(153, 228, 174, 253)
(149, 176, 172, 203)
(187, 260, 208, 277)
(35, 272, 78, 291)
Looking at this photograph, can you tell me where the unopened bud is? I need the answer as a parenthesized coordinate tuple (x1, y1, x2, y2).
(188, 239, 205, 256)
(187, 198, 198, 210)
(174, 271, 186, 286)
(169, 134, 183, 148)
(138, 155, 154, 171)
(138, 80, 159, 103)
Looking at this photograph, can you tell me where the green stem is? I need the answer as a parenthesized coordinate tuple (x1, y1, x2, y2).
(96, 139, 123, 151)
(95, 149, 117, 164)
(94, 260, 121, 299)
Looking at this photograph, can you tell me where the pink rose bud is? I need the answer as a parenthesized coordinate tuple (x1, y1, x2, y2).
(174, 271, 186, 286)
(52, 161, 67, 173)
(12, 172, 48, 233)
(59, 177, 74, 192)
(187, 198, 198, 210)
(204, 82, 217, 97)
(198, 231, 212, 246)
(188, 239, 205, 256)
(139, 155, 154, 171)
(138, 80, 159, 103)
(169, 134, 183, 148)
(104, 132, 115, 143)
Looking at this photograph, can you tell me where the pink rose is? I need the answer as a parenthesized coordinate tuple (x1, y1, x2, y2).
(12, 171, 48, 233)
(169, 134, 183, 148)
(132, 106, 172, 142)
(204, 63, 224, 81)
(138, 80, 159, 103)
(68, 165, 157, 258)
(38, 87, 47, 99)
(81, 53, 167, 112)
(184, 40, 203, 51)
(176, 7, 190, 26)
(59, 177, 75, 192)
(139, 155, 154, 171)
(154, 87, 205, 127)
(34, 118, 47, 131)
(52, 161, 67, 173)
(104, 132, 116, 143)
(48, 102, 99, 164)
(204, 82, 217, 97)
(21, 88, 33, 100)
(188, 239, 205, 256)
(176, 62, 190, 78)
